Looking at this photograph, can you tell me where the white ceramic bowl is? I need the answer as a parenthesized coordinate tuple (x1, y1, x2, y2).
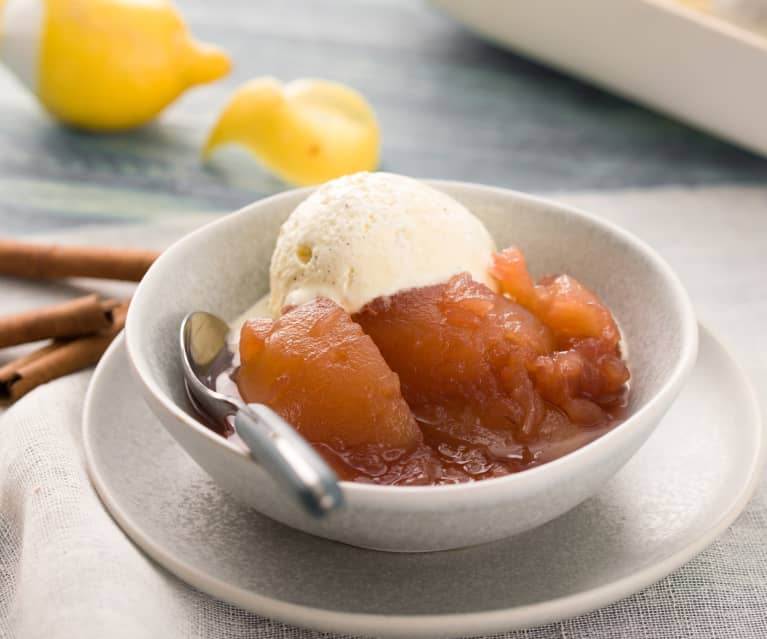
(126, 181, 698, 552)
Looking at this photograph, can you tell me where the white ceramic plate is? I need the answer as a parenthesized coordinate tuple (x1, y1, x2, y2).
(431, 0, 767, 158)
(83, 328, 763, 638)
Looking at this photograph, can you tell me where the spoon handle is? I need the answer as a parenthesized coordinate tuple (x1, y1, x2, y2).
(234, 404, 344, 517)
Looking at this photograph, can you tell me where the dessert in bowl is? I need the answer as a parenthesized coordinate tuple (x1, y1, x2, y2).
(126, 173, 697, 552)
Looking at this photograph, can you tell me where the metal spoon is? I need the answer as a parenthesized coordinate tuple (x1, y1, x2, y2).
(180, 311, 343, 517)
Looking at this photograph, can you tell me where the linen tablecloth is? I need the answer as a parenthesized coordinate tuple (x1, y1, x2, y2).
(1, 1, 766, 637)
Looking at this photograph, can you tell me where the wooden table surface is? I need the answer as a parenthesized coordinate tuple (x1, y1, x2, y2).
(2, 0, 767, 235)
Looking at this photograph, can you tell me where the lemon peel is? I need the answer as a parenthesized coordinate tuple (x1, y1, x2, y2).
(0, 0, 231, 131)
(203, 77, 380, 186)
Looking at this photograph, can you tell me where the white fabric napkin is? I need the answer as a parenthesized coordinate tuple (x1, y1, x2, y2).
(1, 188, 766, 638)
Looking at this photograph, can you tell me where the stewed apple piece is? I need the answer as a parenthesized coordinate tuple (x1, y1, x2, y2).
(237, 298, 421, 452)
(491, 247, 621, 349)
(529, 339, 629, 425)
(491, 246, 629, 425)
(354, 273, 555, 439)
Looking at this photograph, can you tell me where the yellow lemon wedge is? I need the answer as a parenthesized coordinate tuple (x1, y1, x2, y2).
(203, 77, 380, 186)
(0, 0, 231, 131)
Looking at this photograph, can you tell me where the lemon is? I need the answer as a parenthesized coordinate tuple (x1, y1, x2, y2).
(0, 0, 231, 130)
(204, 77, 380, 186)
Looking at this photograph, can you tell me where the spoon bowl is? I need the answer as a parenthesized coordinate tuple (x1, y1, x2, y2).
(180, 311, 343, 517)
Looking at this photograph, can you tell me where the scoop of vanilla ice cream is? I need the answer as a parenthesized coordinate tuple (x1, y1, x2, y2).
(269, 172, 497, 316)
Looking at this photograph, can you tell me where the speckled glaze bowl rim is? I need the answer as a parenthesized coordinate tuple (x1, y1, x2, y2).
(126, 180, 699, 500)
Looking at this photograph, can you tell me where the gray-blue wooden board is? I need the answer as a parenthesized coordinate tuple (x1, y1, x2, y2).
(1, 0, 766, 235)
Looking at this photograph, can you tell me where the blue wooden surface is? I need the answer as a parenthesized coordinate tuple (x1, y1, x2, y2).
(1, 0, 766, 235)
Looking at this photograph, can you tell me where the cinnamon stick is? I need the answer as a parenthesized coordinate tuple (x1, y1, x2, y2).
(0, 302, 129, 405)
(0, 343, 61, 385)
(0, 294, 120, 349)
(0, 239, 160, 281)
